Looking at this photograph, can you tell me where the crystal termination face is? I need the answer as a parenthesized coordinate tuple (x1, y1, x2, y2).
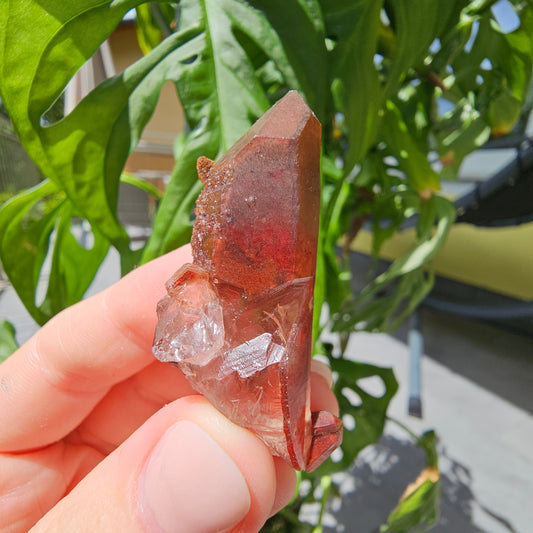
(153, 91, 342, 471)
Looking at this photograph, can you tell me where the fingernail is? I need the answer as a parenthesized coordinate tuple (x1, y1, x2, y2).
(311, 359, 334, 388)
(140, 421, 251, 533)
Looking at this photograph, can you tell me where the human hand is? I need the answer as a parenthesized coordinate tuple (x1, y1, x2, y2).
(0, 245, 339, 532)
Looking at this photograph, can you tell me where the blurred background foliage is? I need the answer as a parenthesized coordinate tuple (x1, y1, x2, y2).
(1, 1, 532, 530)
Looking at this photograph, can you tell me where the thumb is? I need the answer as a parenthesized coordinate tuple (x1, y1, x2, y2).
(32, 396, 296, 533)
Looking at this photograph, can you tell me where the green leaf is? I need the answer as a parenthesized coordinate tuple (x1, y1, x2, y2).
(334, 195, 455, 333)
(0, 320, 18, 362)
(320, 0, 372, 40)
(142, 0, 304, 262)
(332, 0, 384, 171)
(382, 0, 458, 98)
(312, 359, 398, 475)
(313, 157, 351, 344)
(135, 2, 175, 54)
(501, 5, 533, 101)
(435, 99, 491, 179)
(381, 478, 440, 533)
(321, 171, 355, 310)
(381, 431, 440, 532)
(0, 0, 133, 249)
(381, 101, 441, 194)
(120, 172, 163, 201)
(313, 211, 328, 345)
(450, 6, 533, 135)
(389, 197, 455, 277)
(248, 0, 329, 121)
(136, 4, 164, 54)
(0, 181, 109, 325)
(0, 1, 201, 261)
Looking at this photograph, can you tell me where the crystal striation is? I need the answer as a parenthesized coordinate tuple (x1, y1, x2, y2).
(153, 91, 342, 471)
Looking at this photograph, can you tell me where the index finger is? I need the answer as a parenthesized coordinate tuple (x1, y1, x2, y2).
(0, 245, 192, 452)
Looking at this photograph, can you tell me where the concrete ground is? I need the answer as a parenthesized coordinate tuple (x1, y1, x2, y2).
(1, 248, 532, 532)
(320, 308, 533, 533)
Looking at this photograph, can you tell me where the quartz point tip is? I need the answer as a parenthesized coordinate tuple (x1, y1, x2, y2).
(153, 91, 343, 471)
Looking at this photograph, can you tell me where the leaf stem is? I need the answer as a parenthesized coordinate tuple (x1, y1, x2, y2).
(386, 415, 422, 444)
(314, 475, 333, 532)
(120, 172, 164, 201)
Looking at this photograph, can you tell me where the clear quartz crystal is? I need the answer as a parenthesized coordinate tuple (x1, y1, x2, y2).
(220, 333, 284, 379)
(153, 265, 225, 367)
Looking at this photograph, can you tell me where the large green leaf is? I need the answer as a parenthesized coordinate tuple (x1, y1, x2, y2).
(0, 181, 109, 324)
(313, 359, 399, 475)
(0, 1, 133, 249)
(0, 1, 201, 261)
(248, 0, 329, 122)
(331, 0, 384, 172)
(320, 0, 372, 40)
(142, 0, 304, 261)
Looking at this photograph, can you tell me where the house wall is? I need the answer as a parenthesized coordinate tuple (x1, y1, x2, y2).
(107, 23, 185, 177)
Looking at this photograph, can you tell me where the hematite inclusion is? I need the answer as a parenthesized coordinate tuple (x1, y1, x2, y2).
(153, 91, 342, 471)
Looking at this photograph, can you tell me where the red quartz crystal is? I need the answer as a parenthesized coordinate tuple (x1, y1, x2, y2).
(153, 91, 342, 471)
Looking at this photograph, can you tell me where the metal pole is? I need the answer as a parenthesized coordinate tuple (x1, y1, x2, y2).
(408, 311, 423, 418)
